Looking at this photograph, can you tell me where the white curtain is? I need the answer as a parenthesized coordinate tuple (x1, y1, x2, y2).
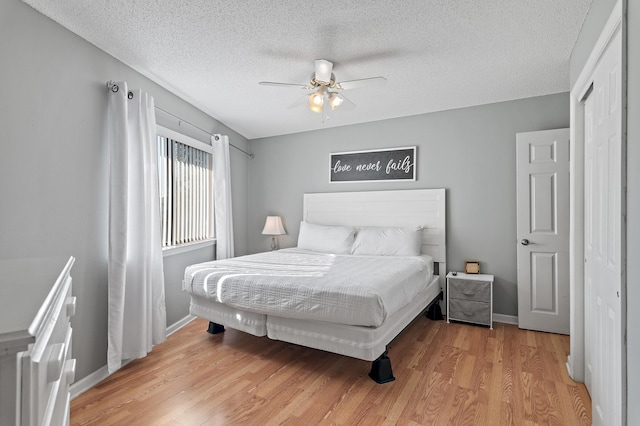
(212, 134, 234, 259)
(107, 81, 167, 374)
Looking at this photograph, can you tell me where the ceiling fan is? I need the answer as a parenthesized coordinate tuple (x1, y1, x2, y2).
(259, 59, 386, 119)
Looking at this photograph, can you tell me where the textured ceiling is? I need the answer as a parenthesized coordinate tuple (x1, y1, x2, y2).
(20, 0, 592, 139)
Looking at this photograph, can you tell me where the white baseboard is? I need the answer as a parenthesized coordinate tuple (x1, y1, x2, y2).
(70, 364, 110, 400)
(566, 355, 573, 379)
(493, 313, 518, 325)
(167, 314, 196, 336)
(70, 315, 197, 400)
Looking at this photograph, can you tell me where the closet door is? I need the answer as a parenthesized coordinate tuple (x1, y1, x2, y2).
(583, 26, 623, 426)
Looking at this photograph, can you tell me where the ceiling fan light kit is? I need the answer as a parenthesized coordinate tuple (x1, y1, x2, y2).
(258, 59, 386, 118)
(307, 86, 343, 114)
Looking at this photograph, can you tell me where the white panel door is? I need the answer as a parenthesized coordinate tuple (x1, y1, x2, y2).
(584, 26, 623, 426)
(516, 128, 570, 334)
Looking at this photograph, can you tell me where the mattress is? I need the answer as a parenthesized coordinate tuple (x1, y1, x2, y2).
(183, 248, 433, 327)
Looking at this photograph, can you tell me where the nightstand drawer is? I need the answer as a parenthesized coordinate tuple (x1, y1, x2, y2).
(448, 299, 491, 325)
(448, 278, 491, 302)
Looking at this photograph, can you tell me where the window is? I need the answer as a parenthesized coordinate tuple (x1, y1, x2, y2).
(157, 126, 214, 250)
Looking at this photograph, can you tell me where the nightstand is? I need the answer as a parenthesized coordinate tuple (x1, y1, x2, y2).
(446, 272, 493, 329)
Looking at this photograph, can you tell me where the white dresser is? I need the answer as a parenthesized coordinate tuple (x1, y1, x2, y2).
(0, 257, 76, 426)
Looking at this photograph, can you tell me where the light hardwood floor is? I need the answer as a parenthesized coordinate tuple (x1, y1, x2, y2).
(71, 316, 591, 425)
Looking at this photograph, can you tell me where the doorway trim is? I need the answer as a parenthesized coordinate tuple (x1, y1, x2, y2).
(568, 0, 626, 420)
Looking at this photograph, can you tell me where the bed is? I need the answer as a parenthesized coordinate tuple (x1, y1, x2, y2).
(183, 188, 446, 383)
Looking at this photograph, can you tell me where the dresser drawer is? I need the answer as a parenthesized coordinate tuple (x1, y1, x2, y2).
(448, 299, 491, 325)
(448, 278, 491, 302)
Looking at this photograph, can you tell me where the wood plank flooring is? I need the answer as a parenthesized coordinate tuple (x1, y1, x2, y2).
(70, 317, 591, 425)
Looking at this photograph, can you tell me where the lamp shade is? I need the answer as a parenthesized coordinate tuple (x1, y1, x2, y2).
(328, 92, 344, 110)
(308, 90, 324, 113)
(262, 216, 286, 236)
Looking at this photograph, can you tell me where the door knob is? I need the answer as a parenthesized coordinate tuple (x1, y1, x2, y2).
(520, 239, 530, 246)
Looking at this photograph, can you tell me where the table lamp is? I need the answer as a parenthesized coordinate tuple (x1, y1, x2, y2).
(262, 216, 286, 250)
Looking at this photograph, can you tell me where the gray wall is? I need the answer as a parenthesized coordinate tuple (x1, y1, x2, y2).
(569, 0, 619, 87)
(0, 0, 250, 382)
(247, 93, 569, 317)
(570, 0, 638, 423)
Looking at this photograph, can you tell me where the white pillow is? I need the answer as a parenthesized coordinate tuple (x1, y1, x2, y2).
(351, 226, 423, 256)
(297, 222, 356, 254)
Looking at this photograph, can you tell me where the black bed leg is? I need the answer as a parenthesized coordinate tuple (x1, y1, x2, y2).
(207, 321, 225, 334)
(426, 297, 444, 320)
(368, 350, 396, 384)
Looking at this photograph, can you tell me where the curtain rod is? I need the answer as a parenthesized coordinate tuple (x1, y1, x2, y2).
(106, 81, 253, 158)
(154, 106, 254, 159)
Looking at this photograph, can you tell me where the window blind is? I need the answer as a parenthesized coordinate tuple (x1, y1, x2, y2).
(158, 134, 213, 248)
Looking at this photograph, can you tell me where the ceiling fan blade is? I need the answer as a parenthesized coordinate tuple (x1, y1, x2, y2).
(314, 59, 333, 84)
(336, 76, 387, 90)
(336, 93, 356, 110)
(286, 93, 312, 109)
(259, 81, 312, 89)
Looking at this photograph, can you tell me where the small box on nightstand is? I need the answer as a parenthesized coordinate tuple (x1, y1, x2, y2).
(464, 260, 480, 274)
(446, 272, 494, 329)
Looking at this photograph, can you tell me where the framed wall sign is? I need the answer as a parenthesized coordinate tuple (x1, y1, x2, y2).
(330, 146, 416, 182)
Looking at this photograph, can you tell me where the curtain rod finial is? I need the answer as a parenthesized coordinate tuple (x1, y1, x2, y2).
(106, 80, 119, 93)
